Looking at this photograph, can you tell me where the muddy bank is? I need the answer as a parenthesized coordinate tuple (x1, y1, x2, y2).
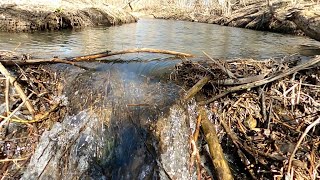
(143, 1, 320, 39)
(0, 3, 137, 32)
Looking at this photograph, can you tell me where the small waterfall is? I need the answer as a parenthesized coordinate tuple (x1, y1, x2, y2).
(22, 62, 199, 179)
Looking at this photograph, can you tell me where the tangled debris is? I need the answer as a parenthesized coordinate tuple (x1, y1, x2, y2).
(0, 52, 65, 178)
(0, 48, 319, 179)
(175, 55, 320, 179)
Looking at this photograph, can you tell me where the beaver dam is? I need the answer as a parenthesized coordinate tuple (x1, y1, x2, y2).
(0, 49, 319, 179)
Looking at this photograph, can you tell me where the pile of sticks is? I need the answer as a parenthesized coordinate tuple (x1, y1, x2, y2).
(0, 51, 64, 178)
(176, 54, 320, 179)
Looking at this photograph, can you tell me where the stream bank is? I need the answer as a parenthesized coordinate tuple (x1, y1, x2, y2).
(0, 1, 137, 32)
(134, 0, 320, 40)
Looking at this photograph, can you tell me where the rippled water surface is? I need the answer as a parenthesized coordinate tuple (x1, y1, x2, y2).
(1, 19, 320, 59)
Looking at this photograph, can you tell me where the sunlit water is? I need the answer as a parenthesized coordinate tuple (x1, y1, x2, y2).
(1, 19, 320, 60)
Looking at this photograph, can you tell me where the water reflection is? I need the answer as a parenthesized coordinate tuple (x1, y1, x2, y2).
(0, 19, 320, 59)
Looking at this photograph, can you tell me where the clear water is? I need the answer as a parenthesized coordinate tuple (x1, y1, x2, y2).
(1, 19, 320, 60)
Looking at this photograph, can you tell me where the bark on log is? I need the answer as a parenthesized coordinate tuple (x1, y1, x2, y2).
(199, 106, 233, 180)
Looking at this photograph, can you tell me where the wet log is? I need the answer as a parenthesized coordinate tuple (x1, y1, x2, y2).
(200, 55, 320, 105)
(198, 106, 233, 180)
(0, 63, 35, 117)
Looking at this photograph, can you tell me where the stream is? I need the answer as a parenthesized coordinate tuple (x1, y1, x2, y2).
(1, 19, 320, 179)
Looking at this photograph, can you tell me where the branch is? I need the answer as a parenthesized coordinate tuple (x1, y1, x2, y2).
(287, 117, 320, 175)
(199, 106, 233, 180)
(200, 56, 320, 105)
(70, 48, 194, 61)
(0, 63, 35, 117)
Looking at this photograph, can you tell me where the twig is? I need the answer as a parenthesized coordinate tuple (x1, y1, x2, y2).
(259, 86, 267, 122)
(191, 114, 202, 180)
(200, 56, 320, 105)
(5, 78, 9, 114)
(184, 76, 210, 101)
(203, 51, 236, 79)
(0, 157, 29, 162)
(193, 114, 201, 141)
(0, 93, 33, 127)
(0, 58, 90, 69)
(0, 48, 194, 67)
(287, 117, 320, 174)
(0, 63, 35, 117)
(211, 71, 269, 85)
(0, 102, 60, 123)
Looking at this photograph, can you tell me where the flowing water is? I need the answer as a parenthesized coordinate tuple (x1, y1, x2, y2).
(2, 19, 320, 179)
(1, 19, 320, 59)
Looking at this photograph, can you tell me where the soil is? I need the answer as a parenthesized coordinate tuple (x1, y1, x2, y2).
(0, 3, 137, 32)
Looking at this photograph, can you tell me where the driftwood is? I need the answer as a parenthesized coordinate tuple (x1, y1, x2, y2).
(198, 106, 233, 180)
(0, 63, 35, 117)
(200, 56, 320, 105)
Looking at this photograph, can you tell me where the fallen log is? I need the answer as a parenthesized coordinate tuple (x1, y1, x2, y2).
(286, 8, 320, 41)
